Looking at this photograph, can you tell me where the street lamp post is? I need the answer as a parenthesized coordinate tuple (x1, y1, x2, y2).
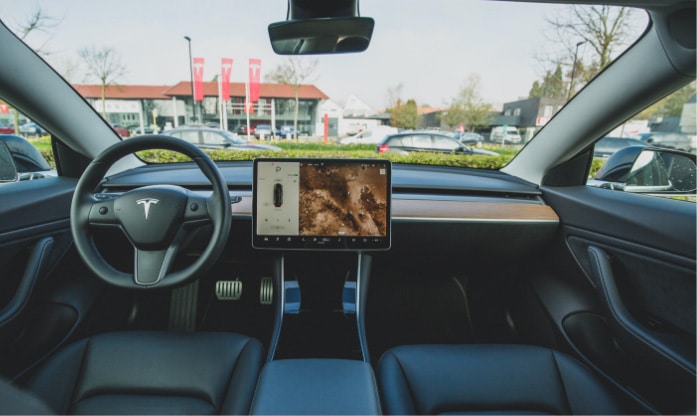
(567, 40, 587, 101)
(184, 36, 197, 123)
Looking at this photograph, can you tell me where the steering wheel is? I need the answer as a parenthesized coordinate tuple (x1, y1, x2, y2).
(70, 135, 231, 289)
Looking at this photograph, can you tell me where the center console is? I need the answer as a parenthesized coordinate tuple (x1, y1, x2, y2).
(249, 158, 389, 413)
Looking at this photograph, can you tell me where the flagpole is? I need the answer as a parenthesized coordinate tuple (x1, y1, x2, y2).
(218, 73, 224, 129)
(245, 80, 251, 140)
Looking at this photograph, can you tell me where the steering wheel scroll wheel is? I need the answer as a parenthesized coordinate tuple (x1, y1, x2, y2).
(70, 135, 231, 289)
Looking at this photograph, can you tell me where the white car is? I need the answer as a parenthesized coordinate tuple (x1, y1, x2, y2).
(340, 126, 398, 144)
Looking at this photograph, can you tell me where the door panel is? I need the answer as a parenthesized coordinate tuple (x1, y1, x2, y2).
(538, 185, 695, 413)
(0, 177, 93, 378)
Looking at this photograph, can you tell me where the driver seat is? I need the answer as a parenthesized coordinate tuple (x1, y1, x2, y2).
(15, 331, 264, 415)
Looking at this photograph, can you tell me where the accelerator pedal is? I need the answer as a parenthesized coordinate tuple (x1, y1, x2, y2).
(260, 277, 273, 305)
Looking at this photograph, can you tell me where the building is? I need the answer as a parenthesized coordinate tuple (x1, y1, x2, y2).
(498, 97, 565, 142)
(72, 85, 177, 134)
(73, 82, 329, 135)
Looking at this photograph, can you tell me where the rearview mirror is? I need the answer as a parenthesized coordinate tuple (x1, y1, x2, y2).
(591, 146, 696, 194)
(0, 140, 18, 183)
(268, 17, 374, 55)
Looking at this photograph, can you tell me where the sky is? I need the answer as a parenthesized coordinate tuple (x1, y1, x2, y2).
(0, 0, 645, 112)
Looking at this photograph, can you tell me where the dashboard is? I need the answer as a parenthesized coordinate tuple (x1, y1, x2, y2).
(99, 161, 559, 260)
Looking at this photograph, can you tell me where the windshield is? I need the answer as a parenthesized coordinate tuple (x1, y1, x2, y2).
(0, 1, 649, 169)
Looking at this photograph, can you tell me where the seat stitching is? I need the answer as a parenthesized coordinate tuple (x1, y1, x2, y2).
(550, 350, 572, 415)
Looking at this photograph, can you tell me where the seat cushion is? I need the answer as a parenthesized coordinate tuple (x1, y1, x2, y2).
(378, 344, 627, 415)
(22, 331, 264, 415)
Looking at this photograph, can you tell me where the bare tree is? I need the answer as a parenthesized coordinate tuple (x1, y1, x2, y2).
(531, 5, 637, 100)
(265, 57, 319, 139)
(384, 83, 404, 112)
(79, 46, 127, 119)
(8, 7, 62, 134)
(547, 5, 634, 71)
(15, 7, 61, 55)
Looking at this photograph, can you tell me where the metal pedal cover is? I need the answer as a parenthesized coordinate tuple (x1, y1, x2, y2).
(215, 280, 242, 300)
(260, 277, 273, 305)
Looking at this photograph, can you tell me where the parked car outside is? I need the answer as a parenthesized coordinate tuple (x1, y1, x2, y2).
(638, 131, 695, 153)
(489, 126, 522, 144)
(341, 126, 399, 144)
(18, 122, 45, 137)
(377, 132, 498, 156)
(0, 123, 14, 134)
(236, 125, 255, 136)
(455, 132, 485, 145)
(593, 136, 647, 158)
(110, 124, 131, 138)
(163, 127, 281, 151)
(278, 125, 295, 139)
(254, 124, 275, 140)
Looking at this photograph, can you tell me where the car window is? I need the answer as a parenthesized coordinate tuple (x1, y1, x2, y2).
(178, 130, 201, 144)
(412, 135, 431, 148)
(202, 131, 225, 145)
(588, 82, 696, 201)
(432, 136, 460, 151)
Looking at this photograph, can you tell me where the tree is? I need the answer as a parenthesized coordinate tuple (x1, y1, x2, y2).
(265, 57, 319, 139)
(529, 65, 565, 99)
(8, 7, 61, 134)
(390, 99, 418, 129)
(457, 74, 492, 132)
(79, 46, 127, 119)
(530, 5, 636, 100)
(636, 82, 696, 120)
(15, 7, 61, 56)
(384, 83, 404, 112)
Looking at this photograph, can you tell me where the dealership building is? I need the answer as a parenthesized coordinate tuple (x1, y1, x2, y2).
(73, 81, 336, 136)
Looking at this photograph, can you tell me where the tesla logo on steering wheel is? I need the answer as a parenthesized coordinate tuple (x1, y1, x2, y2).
(136, 198, 159, 220)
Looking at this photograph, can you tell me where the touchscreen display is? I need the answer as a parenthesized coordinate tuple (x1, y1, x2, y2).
(253, 158, 391, 250)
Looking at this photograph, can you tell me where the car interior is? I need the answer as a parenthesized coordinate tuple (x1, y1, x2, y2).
(0, 0, 695, 414)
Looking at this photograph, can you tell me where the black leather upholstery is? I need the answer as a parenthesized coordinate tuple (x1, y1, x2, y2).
(21, 331, 264, 415)
(250, 359, 382, 415)
(378, 344, 628, 415)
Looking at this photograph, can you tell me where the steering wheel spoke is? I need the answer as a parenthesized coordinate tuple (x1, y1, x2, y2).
(134, 246, 178, 286)
(184, 193, 213, 223)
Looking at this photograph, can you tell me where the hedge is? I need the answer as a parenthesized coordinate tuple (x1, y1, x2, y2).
(37, 141, 605, 174)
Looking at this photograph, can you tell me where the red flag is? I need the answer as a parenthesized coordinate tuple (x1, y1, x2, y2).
(248, 58, 261, 102)
(193, 57, 205, 102)
(221, 58, 233, 102)
(0, 104, 8, 114)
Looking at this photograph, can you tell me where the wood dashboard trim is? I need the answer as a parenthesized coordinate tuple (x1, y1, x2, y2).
(232, 197, 559, 223)
(392, 199, 558, 223)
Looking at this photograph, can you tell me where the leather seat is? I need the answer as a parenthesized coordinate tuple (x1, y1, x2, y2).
(16, 331, 264, 415)
(378, 344, 629, 415)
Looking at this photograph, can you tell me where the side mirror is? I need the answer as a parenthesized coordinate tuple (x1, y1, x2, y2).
(591, 146, 696, 194)
(0, 140, 18, 183)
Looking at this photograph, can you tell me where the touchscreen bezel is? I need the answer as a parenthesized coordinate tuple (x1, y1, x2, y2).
(252, 158, 391, 251)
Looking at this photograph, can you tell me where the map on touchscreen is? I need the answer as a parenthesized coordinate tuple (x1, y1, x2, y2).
(253, 159, 391, 250)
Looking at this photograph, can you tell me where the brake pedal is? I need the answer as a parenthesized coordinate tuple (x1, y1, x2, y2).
(260, 277, 273, 305)
(215, 280, 242, 301)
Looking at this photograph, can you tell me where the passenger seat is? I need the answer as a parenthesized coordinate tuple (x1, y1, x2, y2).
(378, 344, 632, 414)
